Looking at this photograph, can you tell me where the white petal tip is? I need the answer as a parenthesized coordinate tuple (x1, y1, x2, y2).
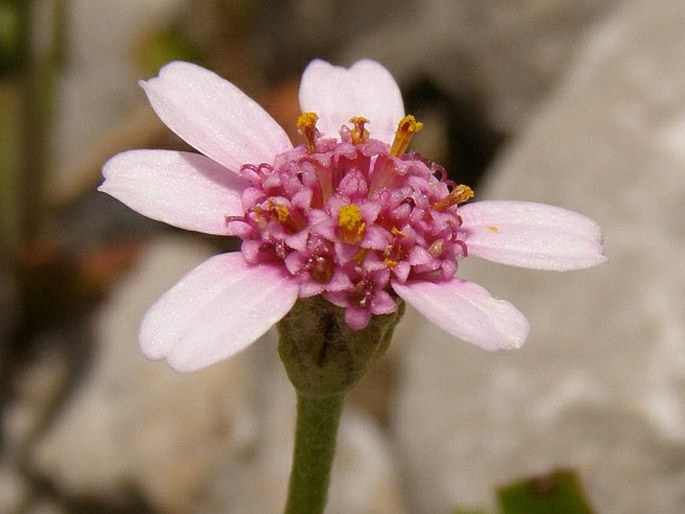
(460, 201, 609, 271)
(392, 278, 530, 352)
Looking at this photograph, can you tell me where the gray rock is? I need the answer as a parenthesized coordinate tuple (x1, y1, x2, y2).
(25, 501, 66, 514)
(29, 237, 260, 511)
(51, 0, 184, 169)
(393, 0, 685, 512)
(343, 0, 625, 132)
(0, 460, 30, 514)
(2, 335, 71, 457)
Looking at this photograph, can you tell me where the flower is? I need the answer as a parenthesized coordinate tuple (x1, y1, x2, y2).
(99, 59, 607, 372)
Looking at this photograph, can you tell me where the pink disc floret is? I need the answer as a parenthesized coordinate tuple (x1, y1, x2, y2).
(230, 116, 469, 330)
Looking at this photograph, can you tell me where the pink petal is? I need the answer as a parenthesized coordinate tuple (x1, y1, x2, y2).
(141, 61, 292, 171)
(299, 59, 404, 143)
(140, 252, 299, 372)
(370, 290, 397, 315)
(327, 270, 353, 291)
(100, 150, 246, 236)
(298, 280, 325, 298)
(392, 261, 411, 282)
(459, 201, 608, 270)
(362, 225, 391, 250)
(345, 307, 371, 331)
(391, 278, 529, 351)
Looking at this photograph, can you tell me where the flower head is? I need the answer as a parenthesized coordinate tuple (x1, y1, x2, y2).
(100, 59, 607, 372)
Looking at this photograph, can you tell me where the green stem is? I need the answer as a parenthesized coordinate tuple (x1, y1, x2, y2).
(278, 297, 405, 513)
(284, 393, 345, 514)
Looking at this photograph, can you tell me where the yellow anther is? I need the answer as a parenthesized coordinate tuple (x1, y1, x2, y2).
(297, 112, 319, 153)
(383, 243, 402, 268)
(390, 115, 423, 156)
(266, 200, 298, 231)
(488, 225, 499, 233)
(249, 205, 267, 229)
(353, 248, 368, 264)
(452, 184, 474, 203)
(273, 203, 289, 223)
(428, 239, 445, 257)
(432, 184, 475, 211)
(391, 226, 405, 237)
(350, 116, 370, 144)
(337, 204, 366, 245)
(384, 258, 399, 268)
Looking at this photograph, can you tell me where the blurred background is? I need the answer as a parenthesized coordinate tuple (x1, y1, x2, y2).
(2, 0, 685, 512)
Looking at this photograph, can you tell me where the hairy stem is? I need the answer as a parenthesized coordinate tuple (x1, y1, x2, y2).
(284, 393, 344, 514)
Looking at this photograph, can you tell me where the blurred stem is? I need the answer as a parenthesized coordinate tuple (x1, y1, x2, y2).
(0, 0, 31, 258)
(284, 393, 344, 514)
(0, 0, 66, 260)
(0, 80, 22, 256)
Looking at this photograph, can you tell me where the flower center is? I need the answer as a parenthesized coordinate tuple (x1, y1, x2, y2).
(234, 112, 473, 329)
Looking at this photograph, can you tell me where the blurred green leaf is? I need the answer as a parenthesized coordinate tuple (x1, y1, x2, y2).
(135, 25, 204, 75)
(0, 0, 30, 75)
(497, 469, 594, 514)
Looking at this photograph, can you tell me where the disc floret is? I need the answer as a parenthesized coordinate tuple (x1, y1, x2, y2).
(234, 114, 473, 329)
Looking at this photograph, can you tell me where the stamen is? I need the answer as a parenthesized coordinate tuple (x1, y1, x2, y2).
(266, 200, 298, 231)
(353, 248, 368, 264)
(348, 278, 372, 308)
(383, 241, 403, 268)
(337, 204, 366, 244)
(384, 258, 398, 268)
(269, 201, 289, 223)
(249, 205, 267, 229)
(350, 116, 370, 144)
(297, 112, 319, 153)
(368, 117, 423, 194)
(432, 184, 474, 211)
(390, 115, 423, 156)
(224, 214, 245, 225)
(428, 239, 444, 257)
